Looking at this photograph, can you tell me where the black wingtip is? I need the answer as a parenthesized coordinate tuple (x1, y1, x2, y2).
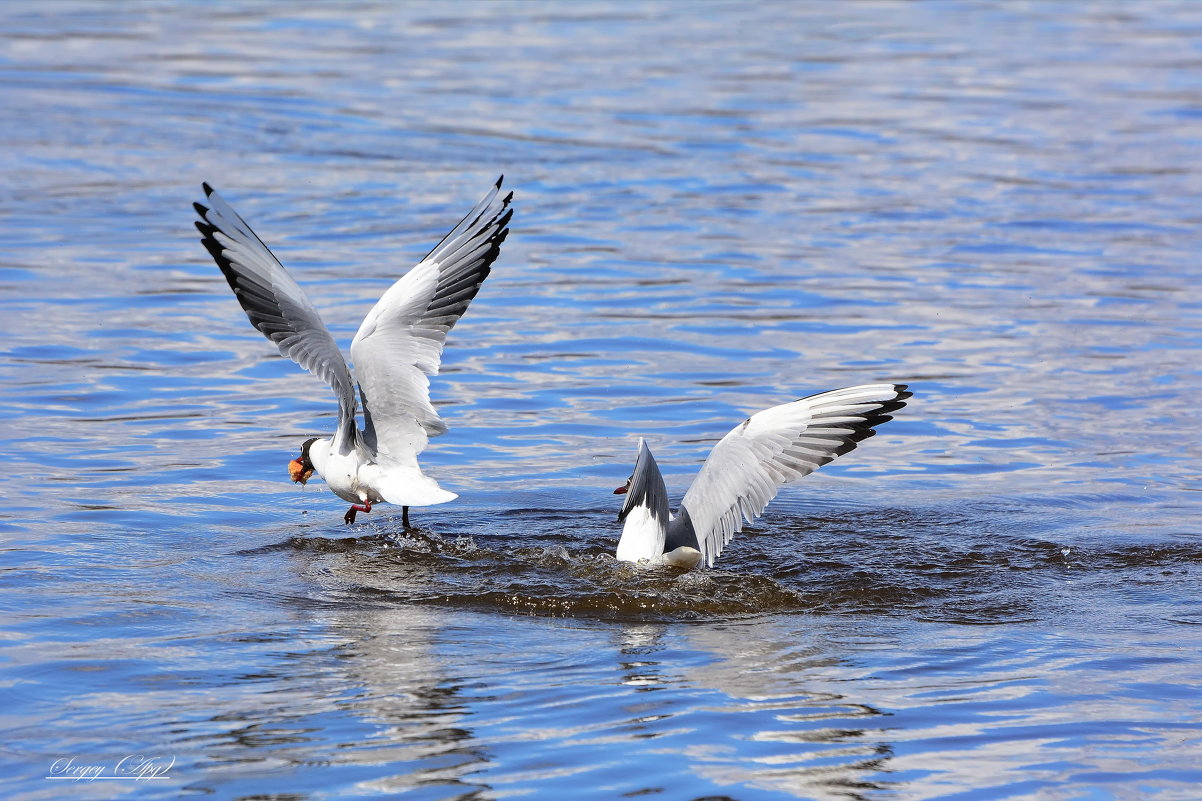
(495, 174, 504, 188)
(193, 201, 209, 218)
(202, 181, 215, 196)
(834, 428, 877, 456)
(495, 206, 514, 232)
(874, 400, 908, 416)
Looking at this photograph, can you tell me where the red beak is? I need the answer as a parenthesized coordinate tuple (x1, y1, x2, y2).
(613, 483, 629, 495)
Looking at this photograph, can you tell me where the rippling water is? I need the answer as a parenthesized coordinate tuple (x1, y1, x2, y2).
(3, 2, 1202, 799)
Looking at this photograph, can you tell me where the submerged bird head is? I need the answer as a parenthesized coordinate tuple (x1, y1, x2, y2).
(288, 437, 318, 485)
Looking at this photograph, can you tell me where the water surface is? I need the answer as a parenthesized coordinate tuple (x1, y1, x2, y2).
(2, 2, 1201, 799)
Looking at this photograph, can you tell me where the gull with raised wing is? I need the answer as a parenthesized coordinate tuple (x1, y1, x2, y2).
(613, 383, 910, 569)
(194, 178, 513, 527)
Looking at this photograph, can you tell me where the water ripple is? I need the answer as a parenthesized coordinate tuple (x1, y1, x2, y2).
(3, 1, 1202, 798)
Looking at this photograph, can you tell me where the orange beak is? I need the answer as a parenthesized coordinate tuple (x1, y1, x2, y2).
(288, 458, 314, 485)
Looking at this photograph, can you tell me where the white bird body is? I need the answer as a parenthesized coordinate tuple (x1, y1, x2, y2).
(613, 496, 704, 569)
(661, 546, 704, 569)
(615, 505, 665, 563)
(304, 436, 456, 508)
(615, 505, 703, 569)
(614, 384, 910, 568)
(617, 529, 703, 570)
(195, 178, 512, 526)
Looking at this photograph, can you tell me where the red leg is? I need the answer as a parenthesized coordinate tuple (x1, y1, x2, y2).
(343, 499, 373, 525)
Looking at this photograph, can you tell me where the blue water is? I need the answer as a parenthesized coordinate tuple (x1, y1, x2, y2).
(3, 2, 1202, 799)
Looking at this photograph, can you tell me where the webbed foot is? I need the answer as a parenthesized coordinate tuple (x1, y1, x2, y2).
(344, 499, 373, 525)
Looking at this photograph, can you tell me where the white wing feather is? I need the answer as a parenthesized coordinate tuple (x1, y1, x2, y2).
(194, 184, 359, 443)
(678, 383, 910, 567)
(350, 179, 513, 465)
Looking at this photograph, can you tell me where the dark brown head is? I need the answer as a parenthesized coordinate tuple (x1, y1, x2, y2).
(288, 437, 318, 485)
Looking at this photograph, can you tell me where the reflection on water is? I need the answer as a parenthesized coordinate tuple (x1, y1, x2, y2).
(3, 1, 1202, 799)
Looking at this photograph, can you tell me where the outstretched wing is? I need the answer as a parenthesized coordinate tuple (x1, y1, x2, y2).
(194, 184, 357, 443)
(350, 177, 513, 464)
(674, 384, 910, 567)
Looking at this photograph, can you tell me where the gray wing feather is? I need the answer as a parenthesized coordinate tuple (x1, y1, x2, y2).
(618, 438, 670, 525)
(194, 184, 357, 443)
(350, 178, 512, 463)
(678, 383, 910, 567)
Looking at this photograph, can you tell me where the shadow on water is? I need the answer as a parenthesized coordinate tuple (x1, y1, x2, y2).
(233, 499, 1202, 625)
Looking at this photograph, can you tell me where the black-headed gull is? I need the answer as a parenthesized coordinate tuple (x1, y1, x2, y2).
(194, 178, 513, 527)
(613, 383, 910, 568)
